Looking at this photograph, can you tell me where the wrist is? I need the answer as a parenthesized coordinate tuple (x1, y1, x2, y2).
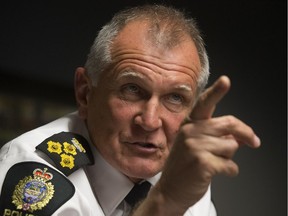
(132, 182, 188, 216)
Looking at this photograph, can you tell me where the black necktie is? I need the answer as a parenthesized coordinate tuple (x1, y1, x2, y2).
(125, 181, 151, 208)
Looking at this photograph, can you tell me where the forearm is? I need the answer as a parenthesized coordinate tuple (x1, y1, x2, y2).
(131, 181, 217, 216)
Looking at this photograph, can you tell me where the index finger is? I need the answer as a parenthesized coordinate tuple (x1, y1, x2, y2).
(190, 75, 231, 120)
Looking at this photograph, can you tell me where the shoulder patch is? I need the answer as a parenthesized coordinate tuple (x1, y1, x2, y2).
(36, 132, 94, 176)
(0, 162, 75, 216)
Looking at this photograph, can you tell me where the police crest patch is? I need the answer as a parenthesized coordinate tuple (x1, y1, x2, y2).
(0, 162, 75, 216)
(12, 167, 54, 212)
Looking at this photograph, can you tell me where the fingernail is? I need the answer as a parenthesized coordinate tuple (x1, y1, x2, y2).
(254, 135, 261, 148)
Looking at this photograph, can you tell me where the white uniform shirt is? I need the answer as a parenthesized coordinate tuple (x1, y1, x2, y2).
(0, 112, 216, 216)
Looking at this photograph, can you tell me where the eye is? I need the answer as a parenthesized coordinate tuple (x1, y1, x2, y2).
(124, 84, 140, 94)
(163, 93, 188, 113)
(167, 93, 183, 104)
(120, 83, 145, 101)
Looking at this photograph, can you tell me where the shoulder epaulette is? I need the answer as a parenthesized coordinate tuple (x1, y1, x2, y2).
(36, 131, 94, 176)
(0, 162, 75, 216)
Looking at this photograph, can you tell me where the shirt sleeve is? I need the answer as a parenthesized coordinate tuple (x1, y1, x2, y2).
(183, 185, 217, 216)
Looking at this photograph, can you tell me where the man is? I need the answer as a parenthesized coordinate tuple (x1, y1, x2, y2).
(0, 4, 260, 216)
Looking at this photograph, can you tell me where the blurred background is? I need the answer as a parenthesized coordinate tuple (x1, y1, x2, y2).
(0, 0, 286, 215)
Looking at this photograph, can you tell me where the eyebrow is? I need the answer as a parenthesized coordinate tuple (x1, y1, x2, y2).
(175, 84, 192, 92)
(117, 70, 193, 93)
(117, 70, 145, 79)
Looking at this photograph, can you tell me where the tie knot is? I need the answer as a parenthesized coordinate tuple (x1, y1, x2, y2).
(125, 181, 151, 208)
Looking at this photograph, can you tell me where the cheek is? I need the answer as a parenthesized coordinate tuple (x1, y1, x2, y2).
(109, 99, 136, 122)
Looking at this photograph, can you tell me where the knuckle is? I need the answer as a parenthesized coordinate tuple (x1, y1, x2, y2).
(224, 115, 236, 126)
(222, 115, 237, 132)
(180, 123, 199, 137)
(229, 139, 239, 151)
(222, 138, 239, 158)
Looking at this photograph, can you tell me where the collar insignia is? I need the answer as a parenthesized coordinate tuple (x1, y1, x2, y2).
(36, 132, 94, 176)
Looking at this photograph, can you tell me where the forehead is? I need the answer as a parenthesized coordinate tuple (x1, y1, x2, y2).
(112, 20, 201, 71)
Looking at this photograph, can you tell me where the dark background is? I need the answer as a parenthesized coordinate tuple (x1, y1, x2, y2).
(0, 0, 286, 215)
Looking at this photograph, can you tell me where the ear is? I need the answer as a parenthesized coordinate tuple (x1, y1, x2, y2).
(74, 67, 91, 119)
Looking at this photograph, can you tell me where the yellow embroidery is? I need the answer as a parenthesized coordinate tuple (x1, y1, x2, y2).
(12, 168, 54, 212)
(47, 141, 62, 154)
(63, 142, 77, 155)
(45, 136, 87, 170)
(71, 138, 86, 153)
(60, 154, 75, 169)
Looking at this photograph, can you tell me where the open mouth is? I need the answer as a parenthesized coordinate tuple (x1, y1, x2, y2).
(135, 142, 157, 148)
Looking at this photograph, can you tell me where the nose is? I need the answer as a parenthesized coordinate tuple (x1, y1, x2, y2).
(134, 98, 162, 131)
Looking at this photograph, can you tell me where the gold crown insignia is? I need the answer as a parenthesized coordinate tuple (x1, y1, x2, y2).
(33, 168, 53, 182)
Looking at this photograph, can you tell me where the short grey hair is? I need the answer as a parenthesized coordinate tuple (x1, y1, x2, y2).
(84, 4, 210, 99)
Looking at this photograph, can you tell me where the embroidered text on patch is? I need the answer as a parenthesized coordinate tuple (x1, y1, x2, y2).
(12, 167, 54, 212)
(71, 137, 86, 153)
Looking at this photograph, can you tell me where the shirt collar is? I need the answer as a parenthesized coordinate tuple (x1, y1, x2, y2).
(85, 144, 161, 216)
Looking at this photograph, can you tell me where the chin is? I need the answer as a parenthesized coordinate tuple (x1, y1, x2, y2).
(123, 162, 163, 181)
